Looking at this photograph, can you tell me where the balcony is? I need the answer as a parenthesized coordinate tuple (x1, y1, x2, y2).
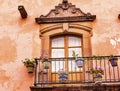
(30, 56, 120, 91)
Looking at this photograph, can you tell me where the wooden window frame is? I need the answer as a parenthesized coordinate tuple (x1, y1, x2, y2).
(50, 34, 83, 58)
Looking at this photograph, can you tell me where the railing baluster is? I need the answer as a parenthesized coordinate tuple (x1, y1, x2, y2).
(117, 64, 120, 81)
(83, 58, 85, 83)
(34, 58, 38, 86)
(104, 57, 107, 82)
(55, 59, 57, 82)
(38, 60, 40, 83)
(75, 66, 77, 82)
(113, 67, 115, 81)
(108, 58, 111, 82)
(70, 59, 73, 82)
(87, 57, 90, 82)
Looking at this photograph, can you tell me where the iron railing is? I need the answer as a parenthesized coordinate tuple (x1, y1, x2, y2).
(33, 56, 120, 86)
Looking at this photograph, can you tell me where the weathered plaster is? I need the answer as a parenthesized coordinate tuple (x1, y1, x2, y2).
(0, 37, 17, 65)
(1, 61, 34, 91)
(0, 69, 10, 85)
(0, 0, 120, 91)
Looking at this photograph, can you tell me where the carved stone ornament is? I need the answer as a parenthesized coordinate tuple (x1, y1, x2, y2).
(35, 0, 96, 24)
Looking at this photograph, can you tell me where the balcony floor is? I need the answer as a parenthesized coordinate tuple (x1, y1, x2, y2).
(30, 82, 120, 91)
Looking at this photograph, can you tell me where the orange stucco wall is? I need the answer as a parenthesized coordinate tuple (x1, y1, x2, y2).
(0, 0, 120, 91)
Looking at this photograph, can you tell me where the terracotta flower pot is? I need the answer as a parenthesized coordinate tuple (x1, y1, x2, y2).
(27, 66, 34, 73)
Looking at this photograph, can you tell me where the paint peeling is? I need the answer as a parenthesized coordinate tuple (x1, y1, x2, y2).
(110, 36, 120, 48)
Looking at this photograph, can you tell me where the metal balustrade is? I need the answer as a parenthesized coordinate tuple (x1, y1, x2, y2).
(33, 56, 120, 86)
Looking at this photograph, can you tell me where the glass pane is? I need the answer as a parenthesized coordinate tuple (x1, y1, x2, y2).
(52, 37, 64, 47)
(69, 60, 80, 71)
(52, 61, 65, 72)
(68, 36, 81, 47)
(52, 49, 64, 58)
(68, 48, 82, 57)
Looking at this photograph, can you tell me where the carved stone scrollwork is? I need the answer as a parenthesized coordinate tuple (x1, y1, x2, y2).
(63, 0, 68, 3)
(71, 7, 76, 14)
(54, 6, 59, 15)
(35, 0, 96, 24)
(62, 0, 69, 10)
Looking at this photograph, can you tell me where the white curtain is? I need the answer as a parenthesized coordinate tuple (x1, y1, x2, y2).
(52, 37, 64, 72)
(68, 37, 82, 71)
(51, 36, 82, 72)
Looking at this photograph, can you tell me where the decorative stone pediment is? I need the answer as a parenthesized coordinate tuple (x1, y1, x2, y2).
(35, 0, 96, 24)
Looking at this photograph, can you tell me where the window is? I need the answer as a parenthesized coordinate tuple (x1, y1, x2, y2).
(51, 35, 82, 72)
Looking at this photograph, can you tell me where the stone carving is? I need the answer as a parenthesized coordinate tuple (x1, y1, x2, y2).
(35, 0, 96, 24)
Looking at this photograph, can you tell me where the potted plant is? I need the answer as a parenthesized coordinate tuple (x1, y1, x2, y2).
(58, 69, 68, 83)
(22, 58, 35, 73)
(72, 50, 84, 68)
(90, 66, 104, 85)
(109, 55, 118, 67)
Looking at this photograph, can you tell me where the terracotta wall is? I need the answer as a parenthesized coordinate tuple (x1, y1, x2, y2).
(0, 0, 120, 91)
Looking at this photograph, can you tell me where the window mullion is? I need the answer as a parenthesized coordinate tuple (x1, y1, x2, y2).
(64, 36, 68, 72)
(65, 36, 68, 57)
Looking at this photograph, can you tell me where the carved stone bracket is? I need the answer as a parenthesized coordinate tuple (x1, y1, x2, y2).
(35, 0, 96, 24)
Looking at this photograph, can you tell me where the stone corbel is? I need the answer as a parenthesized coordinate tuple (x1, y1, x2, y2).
(18, 5, 28, 19)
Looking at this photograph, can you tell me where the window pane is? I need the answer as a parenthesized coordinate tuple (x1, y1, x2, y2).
(68, 36, 81, 47)
(68, 48, 82, 57)
(52, 37, 64, 47)
(68, 48, 82, 71)
(52, 49, 64, 58)
(51, 36, 82, 72)
(52, 61, 65, 72)
(69, 60, 81, 71)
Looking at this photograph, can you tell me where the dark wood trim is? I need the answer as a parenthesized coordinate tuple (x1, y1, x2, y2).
(35, 15, 96, 24)
(51, 47, 64, 49)
(50, 35, 82, 58)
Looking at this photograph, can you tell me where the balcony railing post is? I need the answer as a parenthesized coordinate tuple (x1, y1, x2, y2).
(34, 58, 39, 86)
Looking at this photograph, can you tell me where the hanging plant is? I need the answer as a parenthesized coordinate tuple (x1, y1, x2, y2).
(72, 50, 84, 68)
(109, 55, 118, 67)
(42, 58, 51, 69)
